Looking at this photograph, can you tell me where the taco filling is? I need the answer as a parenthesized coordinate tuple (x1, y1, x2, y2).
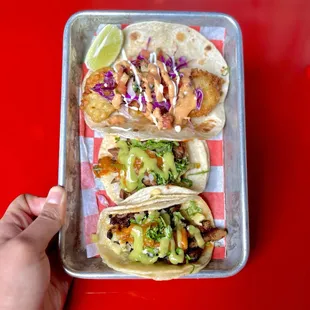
(94, 138, 200, 200)
(81, 48, 224, 132)
(106, 201, 227, 265)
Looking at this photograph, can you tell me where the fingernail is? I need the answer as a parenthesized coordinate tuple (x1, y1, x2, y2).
(46, 186, 64, 205)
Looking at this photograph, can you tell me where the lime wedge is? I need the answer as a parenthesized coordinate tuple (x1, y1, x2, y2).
(85, 24, 124, 71)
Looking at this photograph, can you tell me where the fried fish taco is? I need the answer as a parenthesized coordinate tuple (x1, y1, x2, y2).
(95, 195, 227, 280)
(93, 135, 210, 204)
(81, 21, 229, 140)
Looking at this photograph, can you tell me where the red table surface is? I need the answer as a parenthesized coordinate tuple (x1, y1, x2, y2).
(0, 0, 309, 309)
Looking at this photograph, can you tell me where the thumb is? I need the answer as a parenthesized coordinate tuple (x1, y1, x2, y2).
(19, 186, 66, 252)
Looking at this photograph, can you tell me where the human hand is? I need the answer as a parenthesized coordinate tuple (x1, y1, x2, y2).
(0, 186, 71, 310)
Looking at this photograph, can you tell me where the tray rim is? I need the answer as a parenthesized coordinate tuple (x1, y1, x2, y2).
(58, 9, 249, 279)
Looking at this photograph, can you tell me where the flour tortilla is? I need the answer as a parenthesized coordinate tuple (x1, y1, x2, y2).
(96, 195, 215, 280)
(82, 21, 229, 140)
(98, 135, 210, 205)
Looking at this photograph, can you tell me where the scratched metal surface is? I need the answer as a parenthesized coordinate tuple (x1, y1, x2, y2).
(58, 10, 249, 279)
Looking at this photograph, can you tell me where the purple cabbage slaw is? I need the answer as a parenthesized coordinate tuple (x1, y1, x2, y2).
(92, 70, 116, 100)
(153, 100, 171, 113)
(195, 88, 203, 110)
(161, 55, 188, 79)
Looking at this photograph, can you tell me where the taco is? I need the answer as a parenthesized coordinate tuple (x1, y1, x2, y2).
(95, 195, 227, 280)
(94, 135, 210, 204)
(81, 21, 229, 140)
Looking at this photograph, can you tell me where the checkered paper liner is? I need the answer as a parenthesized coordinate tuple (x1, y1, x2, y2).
(80, 24, 227, 259)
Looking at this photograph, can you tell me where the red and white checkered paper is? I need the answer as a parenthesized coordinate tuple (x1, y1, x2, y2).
(80, 25, 227, 259)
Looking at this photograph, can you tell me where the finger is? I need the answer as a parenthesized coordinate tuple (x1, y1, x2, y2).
(0, 195, 46, 243)
(25, 196, 47, 216)
(2, 195, 46, 226)
(18, 186, 66, 252)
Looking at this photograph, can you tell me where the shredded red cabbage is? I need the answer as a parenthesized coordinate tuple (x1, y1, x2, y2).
(140, 95, 147, 105)
(137, 54, 144, 61)
(131, 52, 148, 67)
(92, 84, 103, 92)
(168, 71, 177, 79)
(122, 94, 147, 112)
(125, 93, 132, 99)
(92, 71, 116, 100)
(176, 56, 187, 70)
(153, 100, 171, 113)
(151, 93, 156, 101)
(178, 56, 187, 63)
(103, 71, 115, 89)
(165, 57, 173, 68)
(105, 71, 113, 78)
(161, 55, 188, 78)
(195, 88, 203, 110)
(92, 84, 114, 100)
(124, 93, 139, 101)
(131, 59, 140, 67)
(159, 55, 165, 63)
(146, 37, 151, 49)
(103, 90, 114, 101)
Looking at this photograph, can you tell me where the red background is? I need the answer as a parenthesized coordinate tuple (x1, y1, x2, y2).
(0, 0, 309, 309)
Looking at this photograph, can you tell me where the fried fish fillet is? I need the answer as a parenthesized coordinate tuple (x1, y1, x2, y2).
(82, 93, 115, 123)
(189, 69, 224, 118)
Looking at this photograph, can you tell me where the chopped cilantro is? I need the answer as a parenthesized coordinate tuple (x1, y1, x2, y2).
(156, 172, 192, 188)
(130, 218, 136, 224)
(159, 216, 167, 227)
(127, 139, 179, 157)
(146, 211, 173, 241)
(179, 178, 193, 188)
(176, 248, 182, 255)
(154, 173, 167, 185)
(175, 157, 190, 175)
(115, 136, 121, 142)
(186, 200, 202, 217)
(173, 211, 185, 227)
(132, 82, 139, 93)
(173, 211, 185, 221)
(146, 226, 165, 242)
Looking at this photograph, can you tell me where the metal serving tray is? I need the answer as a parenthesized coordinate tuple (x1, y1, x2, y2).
(58, 10, 249, 279)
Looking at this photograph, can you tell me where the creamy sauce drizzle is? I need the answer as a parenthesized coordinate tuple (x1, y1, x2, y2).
(173, 68, 197, 126)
